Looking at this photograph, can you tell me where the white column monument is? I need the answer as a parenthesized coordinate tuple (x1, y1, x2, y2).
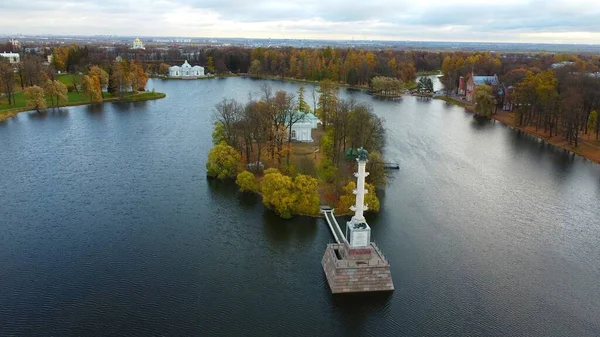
(346, 148, 372, 248)
(321, 147, 394, 293)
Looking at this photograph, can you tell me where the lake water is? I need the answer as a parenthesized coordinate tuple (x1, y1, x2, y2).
(1, 76, 599, 336)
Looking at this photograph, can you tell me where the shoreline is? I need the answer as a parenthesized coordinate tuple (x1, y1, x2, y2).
(0, 92, 166, 123)
(435, 96, 600, 165)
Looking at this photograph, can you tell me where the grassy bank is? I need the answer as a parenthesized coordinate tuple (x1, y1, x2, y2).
(435, 96, 471, 108)
(0, 91, 166, 122)
(417, 70, 441, 76)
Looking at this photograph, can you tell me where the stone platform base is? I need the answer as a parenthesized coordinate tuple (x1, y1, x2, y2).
(322, 242, 394, 294)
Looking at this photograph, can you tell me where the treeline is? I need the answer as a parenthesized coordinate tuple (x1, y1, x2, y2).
(441, 51, 600, 146)
(247, 47, 427, 85)
(442, 51, 600, 91)
(512, 70, 600, 146)
(0, 55, 148, 109)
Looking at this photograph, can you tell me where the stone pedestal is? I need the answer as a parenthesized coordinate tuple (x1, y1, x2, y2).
(322, 242, 394, 294)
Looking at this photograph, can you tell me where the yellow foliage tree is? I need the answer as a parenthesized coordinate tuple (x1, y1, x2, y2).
(236, 171, 258, 193)
(25, 85, 47, 111)
(88, 66, 109, 98)
(82, 75, 102, 102)
(44, 79, 68, 108)
(337, 181, 380, 214)
(293, 174, 320, 215)
(206, 142, 241, 179)
(260, 170, 296, 219)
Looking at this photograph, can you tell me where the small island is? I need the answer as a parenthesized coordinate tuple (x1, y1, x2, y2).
(1, 47, 165, 122)
(205, 82, 391, 219)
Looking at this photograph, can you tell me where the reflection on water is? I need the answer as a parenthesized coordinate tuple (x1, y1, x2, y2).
(470, 115, 495, 130)
(86, 103, 105, 114)
(27, 108, 70, 120)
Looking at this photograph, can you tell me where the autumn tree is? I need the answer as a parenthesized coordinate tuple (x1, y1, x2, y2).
(587, 110, 598, 139)
(213, 98, 244, 149)
(130, 61, 148, 92)
(82, 75, 102, 102)
(158, 63, 170, 76)
(236, 171, 258, 192)
(24, 85, 47, 112)
(110, 60, 132, 98)
(371, 76, 404, 96)
(260, 169, 296, 219)
(17, 55, 43, 88)
(44, 79, 68, 108)
(51, 47, 70, 72)
(317, 79, 337, 128)
(88, 66, 109, 98)
(337, 181, 380, 214)
(292, 174, 320, 215)
(0, 59, 16, 105)
(206, 142, 241, 179)
(249, 60, 262, 76)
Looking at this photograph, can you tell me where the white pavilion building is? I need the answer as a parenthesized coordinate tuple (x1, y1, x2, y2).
(168, 61, 205, 79)
(290, 112, 321, 142)
(0, 52, 20, 64)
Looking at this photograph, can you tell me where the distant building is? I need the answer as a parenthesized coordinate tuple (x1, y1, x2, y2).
(132, 38, 145, 50)
(9, 39, 20, 49)
(551, 61, 575, 69)
(466, 72, 499, 102)
(290, 112, 321, 142)
(0, 52, 20, 63)
(168, 60, 205, 78)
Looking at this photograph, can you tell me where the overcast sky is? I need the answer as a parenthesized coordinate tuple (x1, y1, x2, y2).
(1, 0, 599, 44)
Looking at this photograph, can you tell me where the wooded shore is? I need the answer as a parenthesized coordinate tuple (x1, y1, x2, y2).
(436, 96, 600, 164)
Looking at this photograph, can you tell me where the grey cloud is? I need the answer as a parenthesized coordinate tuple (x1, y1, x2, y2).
(0, 0, 599, 42)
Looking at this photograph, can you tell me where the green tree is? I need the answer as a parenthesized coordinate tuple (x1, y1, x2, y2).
(249, 59, 262, 76)
(293, 174, 320, 215)
(474, 84, 496, 117)
(236, 171, 258, 192)
(206, 56, 215, 74)
(297, 85, 311, 112)
(206, 142, 241, 179)
(317, 157, 338, 183)
(24, 85, 47, 111)
(212, 121, 227, 145)
(417, 77, 434, 93)
(260, 169, 296, 219)
(337, 181, 380, 214)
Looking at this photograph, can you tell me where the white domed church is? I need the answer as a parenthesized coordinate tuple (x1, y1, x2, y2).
(168, 60, 205, 79)
(132, 38, 145, 50)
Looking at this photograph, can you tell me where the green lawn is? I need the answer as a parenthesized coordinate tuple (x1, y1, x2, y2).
(0, 91, 109, 111)
(57, 74, 81, 87)
(1, 90, 166, 121)
(417, 70, 441, 76)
